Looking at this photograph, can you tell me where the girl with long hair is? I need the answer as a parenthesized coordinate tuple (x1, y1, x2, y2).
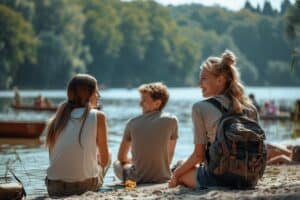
(45, 74, 110, 197)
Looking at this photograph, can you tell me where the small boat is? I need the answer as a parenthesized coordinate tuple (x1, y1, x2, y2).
(0, 121, 46, 138)
(11, 104, 57, 112)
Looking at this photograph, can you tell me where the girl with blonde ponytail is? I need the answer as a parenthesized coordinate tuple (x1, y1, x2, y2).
(169, 50, 258, 189)
(45, 74, 110, 197)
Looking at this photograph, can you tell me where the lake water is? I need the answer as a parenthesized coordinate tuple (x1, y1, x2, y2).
(0, 87, 299, 197)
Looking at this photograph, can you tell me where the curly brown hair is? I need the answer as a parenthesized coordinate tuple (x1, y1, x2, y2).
(138, 82, 169, 111)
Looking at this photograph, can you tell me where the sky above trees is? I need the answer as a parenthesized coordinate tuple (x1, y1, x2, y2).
(152, 0, 295, 11)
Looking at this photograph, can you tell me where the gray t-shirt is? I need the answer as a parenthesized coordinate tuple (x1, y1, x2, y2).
(123, 111, 178, 183)
(192, 95, 258, 145)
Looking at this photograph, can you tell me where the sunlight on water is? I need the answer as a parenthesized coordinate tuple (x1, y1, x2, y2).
(0, 87, 299, 197)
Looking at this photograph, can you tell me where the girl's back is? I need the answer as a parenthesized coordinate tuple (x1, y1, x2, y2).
(47, 108, 99, 182)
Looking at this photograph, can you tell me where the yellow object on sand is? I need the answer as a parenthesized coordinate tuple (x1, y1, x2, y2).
(125, 179, 136, 191)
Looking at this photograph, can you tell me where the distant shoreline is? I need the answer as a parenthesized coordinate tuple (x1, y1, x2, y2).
(0, 87, 300, 102)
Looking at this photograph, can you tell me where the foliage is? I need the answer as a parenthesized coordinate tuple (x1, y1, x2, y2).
(0, 0, 299, 89)
(266, 61, 300, 85)
(170, 3, 293, 86)
(286, 0, 300, 71)
(29, 0, 89, 88)
(0, 4, 37, 89)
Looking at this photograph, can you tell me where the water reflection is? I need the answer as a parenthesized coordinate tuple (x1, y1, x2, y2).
(0, 138, 48, 196)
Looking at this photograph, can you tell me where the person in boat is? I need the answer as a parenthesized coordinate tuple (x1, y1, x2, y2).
(114, 82, 178, 184)
(261, 100, 278, 116)
(44, 98, 54, 108)
(267, 144, 300, 165)
(249, 93, 260, 113)
(168, 50, 261, 189)
(33, 95, 45, 108)
(45, 74, 110, 197)
(12, 86, 22, 107)
(269, 100, 278, 115)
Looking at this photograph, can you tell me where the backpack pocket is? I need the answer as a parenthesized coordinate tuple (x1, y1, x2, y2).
(208, 141, 229, 175)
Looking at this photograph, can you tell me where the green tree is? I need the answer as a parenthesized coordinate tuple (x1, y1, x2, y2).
(229, 16, 291, 85)
(29, 0, 89, 88)
(81, 0, 123, 86)
(190, 7, 232, 35)
(244, 1, 256, 13)
(132, 1, 198, 86)
(262, 1, 277, 16)
(1, 0, 299, 88)
(266, 61, 300, 85)
(281, 0, 292, 14)
(286, 0, 300, 70)
(0, 5, 37, 89)
(0, 0, 35, 21)
(115, 1, 153, 86)
(286, 0, 300, 39)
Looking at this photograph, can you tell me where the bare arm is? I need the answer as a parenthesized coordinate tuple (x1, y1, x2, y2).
(117, 139, 131, 165)
(168, 139, 177, 165)
(173, 144, 205, 179)
(96, 112, 110, 168)
(266, 143, 291, 160)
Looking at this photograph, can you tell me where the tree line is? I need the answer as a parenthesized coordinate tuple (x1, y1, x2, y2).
(0, 0, 299, 89)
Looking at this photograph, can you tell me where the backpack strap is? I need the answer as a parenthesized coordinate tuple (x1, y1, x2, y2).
(205, 98, 231, 164)
(205, 98, 228, 114)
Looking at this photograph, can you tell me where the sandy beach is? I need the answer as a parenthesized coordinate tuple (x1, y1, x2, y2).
(28, 165, 300, 200)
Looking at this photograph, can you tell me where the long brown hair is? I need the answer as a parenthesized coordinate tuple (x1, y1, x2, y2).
(201, 50, 252, 113)
(46, 74, 98, 150)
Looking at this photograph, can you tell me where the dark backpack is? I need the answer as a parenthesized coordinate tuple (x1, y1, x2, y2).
(206, 98, 267, 188)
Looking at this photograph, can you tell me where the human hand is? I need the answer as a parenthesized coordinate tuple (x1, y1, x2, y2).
(121, 158, 132, 166)
(168, 175, 178, 188)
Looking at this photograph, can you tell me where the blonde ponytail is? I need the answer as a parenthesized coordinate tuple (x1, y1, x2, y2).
(221, 50, 236, 67)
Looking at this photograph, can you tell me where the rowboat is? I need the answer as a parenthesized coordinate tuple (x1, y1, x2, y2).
(11, 104, 57, 112)
(0, 121, 46, 138)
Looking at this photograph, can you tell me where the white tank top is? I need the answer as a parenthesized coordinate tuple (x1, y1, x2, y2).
(47, 108, 99, 182)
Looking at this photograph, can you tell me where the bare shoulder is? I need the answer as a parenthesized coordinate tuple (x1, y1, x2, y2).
(56, 102, 67, 112)
(95, 110, 106, 121)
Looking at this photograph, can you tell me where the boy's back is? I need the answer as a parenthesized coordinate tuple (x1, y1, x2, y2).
(124, 111, 178, 183)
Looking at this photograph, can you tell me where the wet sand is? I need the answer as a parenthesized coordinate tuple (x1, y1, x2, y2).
(30, 165, 300, 200)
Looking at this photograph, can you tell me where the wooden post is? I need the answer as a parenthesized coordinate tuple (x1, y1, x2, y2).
(293, 99, 300, 138)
